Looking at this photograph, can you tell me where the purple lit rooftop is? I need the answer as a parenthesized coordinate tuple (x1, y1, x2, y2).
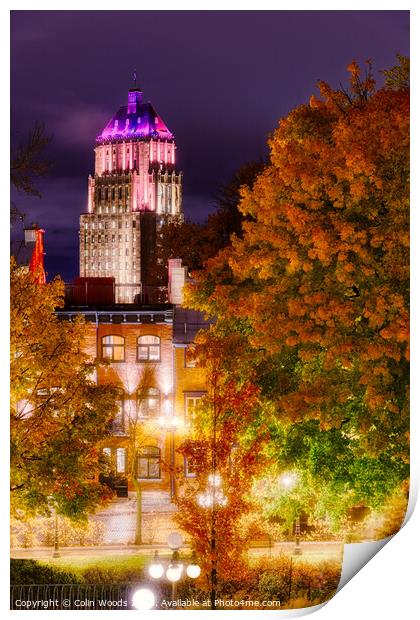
(97, 87, 174, 143)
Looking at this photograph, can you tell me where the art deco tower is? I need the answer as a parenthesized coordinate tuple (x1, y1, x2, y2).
(79, 83, 183, 303)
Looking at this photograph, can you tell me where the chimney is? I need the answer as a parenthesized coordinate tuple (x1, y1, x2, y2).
(168, 258, 187, 305)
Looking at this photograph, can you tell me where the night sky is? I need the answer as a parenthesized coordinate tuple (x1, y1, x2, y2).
(10, 10, 409, 281)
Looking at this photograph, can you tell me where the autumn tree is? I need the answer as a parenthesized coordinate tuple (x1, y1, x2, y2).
(174, 324, 264, 608)
(10, 260, 119, 519)
(185, 58, 409, 530)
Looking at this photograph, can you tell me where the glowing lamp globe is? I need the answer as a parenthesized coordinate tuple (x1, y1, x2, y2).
(132, 588, 155, 610)
(166, 564, 183, 582)
(186, 563, 201, 579)
(148, 562, 164, 579)
(280, 472, 298, 489)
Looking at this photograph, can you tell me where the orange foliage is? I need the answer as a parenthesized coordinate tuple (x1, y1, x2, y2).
(185, 60, 409, 445)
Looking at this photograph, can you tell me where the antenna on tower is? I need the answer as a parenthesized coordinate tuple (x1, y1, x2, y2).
(133, 68, 137, 87)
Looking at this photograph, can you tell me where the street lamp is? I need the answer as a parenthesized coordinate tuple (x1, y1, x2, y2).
(149, 550, 165, 579)
(279, 471, 302, 556)
(197, 473, 228, 508)
(294, 516, 302, 556)
(156, 414, 182, 500)
(132, 587, 156, 610)
(186, 551, 201, 578)
(147, 532, 201, 604)
(53, 510, 60, 558)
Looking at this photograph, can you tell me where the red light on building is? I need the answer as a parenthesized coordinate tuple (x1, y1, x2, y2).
(29, 228, 46, 284)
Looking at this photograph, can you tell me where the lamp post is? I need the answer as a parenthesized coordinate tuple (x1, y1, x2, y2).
(197, 473, 227, 610)
(147, 532, 201, 605)
(157, 414, 182, 500)
(53, 509, 60, 558)
(293, 516, 302, 555)
(279, 471, 303, 556)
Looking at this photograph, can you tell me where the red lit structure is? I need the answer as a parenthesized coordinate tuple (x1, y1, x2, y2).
(29, 228, 46, 284)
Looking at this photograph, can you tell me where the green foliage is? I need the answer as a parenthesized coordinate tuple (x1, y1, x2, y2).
(192, 556, 341, 607)
(10, 559, 80, 585)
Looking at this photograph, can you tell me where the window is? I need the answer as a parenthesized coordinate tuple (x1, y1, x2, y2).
(112, 400, 125, 433)
(102, 447, 112, 473)
(185, 345, 198, 368)
(101, 335, 125, 361)
(137, 335, 161, 362)
(137, 446, 161, 479)
(184, 392, 205, 425)
(116, 448, 126, 473)
(102, 446, 126, 474)
(138, 387, 160, 418)
(184, 456, 196, 478)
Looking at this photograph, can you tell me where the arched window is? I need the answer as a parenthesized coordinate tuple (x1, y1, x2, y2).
(101, 335, 125, 361)
(137, 446, 161, 479)
(138, 387, 160, 418)
(137, 335, 161, 362)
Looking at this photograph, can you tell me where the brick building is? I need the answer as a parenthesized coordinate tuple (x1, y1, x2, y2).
(57, 82, 210, 541)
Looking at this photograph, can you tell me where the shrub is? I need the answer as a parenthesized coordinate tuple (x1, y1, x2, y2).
(10, 559, 80, 585)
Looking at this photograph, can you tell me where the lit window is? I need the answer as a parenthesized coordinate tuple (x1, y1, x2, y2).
(137, 335, 161, 362)
(116, 448, 126, 473)
(101, 335, 125, 361)
(138, 387, 160, 418)
(185, 345, 198, 368)
(137, 446, 160, 479)
(184, 392, 205, 425)
(184, 456, 196, 478)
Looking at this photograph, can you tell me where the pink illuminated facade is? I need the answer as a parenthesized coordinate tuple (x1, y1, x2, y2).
(80, 85, 183, 302)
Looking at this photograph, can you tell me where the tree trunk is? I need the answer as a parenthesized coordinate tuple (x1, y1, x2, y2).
(134, 480, 142, 545)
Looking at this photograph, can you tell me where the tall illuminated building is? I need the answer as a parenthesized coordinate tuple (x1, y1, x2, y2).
(79, 82, 183, 303)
